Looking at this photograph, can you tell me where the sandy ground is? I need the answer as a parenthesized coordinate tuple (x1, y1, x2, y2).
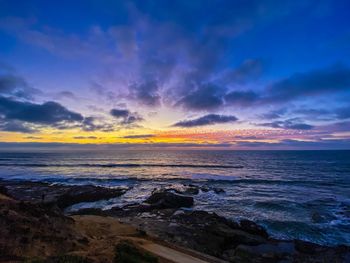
(0, 193, 221, 263)
(72, 215, 222, 263)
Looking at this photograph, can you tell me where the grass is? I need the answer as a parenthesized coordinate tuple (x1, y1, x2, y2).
(114, 241, 158, 263)
(26, 255, 90, 263)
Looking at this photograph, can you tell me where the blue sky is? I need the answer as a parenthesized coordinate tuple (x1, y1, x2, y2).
(0, 0, 350, 149)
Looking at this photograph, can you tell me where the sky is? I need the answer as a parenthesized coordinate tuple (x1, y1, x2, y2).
(0, 0, 350, 150)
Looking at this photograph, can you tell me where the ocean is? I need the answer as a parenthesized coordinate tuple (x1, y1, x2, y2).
(0, 150, 349, 246)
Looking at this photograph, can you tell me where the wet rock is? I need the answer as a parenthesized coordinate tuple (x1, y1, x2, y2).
(0, 180, 128, 209)
(200, 186, 210, 192)
(239, 219, 269, 238)
(163, 185, 200, 195)
(294, 240, 328, 254)
(234, 242, 294, 262)
(293, 240, 350, 262)
(54, 185, 127, 209)
(206, 223, 267, 246)
(145, 189, 194, 209)
(69, 207, 108, 216)
(213, 188, 225, 194)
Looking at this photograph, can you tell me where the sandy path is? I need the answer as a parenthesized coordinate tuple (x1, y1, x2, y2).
(73, 215, 223, 263)
(140, 243, 210, 263)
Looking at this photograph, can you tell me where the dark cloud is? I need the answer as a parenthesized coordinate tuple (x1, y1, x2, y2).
(110, 109, 129, 118)
(129, 80, 161, 107)
(176, 84, 225, 110)
(260, 108, 288, 119)
(73, 136, 97, 139)
(266, 64, 350, 103)
(90, 82, 117, 104)
(110, 108, 143, 125)
(335, 105, 350, 119)
(121, 134, 155, 139)
(173, 114, 238, 127)
(0, 96, 83, 125)
(0, 67, 41, 100)
(55, 91, 77, 100)
(222, 59, 263, 85)
(81, 117, 114, 132)
(259, 119, 314, 130)
(0, 142, 233, 151)
(225, 90, 260, 106)
(0, 120, 36, 133)
(234, 139, 350, 150)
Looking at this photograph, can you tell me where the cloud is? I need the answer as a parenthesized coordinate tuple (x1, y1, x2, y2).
(258, 119, 314, 130)
(0, 120, 37, 133)
(81, 117, 114, 132)
(335, 105, 350, 119)
(73, 136, 97, 139)
(260, 108, 288, 119)
(120, 134, 155, 139)
(25, 136, 42, 139)
(176, 84, 225, 110)
(225, 90, 260, 106)
(234, 139, 350, 150)
(128, 80, 161, 107)
(55, 91, 77, 100)
(0, 66, 41, 100)
(89, 82, 117, 104)
(0, 142, 233, 151)
(266, 64, 350, 103)
(173, 114, 238, 127)
(110, 108, 143, 125)
(0, 96, 83, 125)
(222, 59, 263, 85)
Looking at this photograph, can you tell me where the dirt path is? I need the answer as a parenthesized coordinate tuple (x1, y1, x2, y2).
(73, 215, 223, 263)
(141, 242, 210, 263)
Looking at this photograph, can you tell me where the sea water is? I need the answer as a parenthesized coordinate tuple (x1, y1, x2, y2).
(0, 150, 349, 246)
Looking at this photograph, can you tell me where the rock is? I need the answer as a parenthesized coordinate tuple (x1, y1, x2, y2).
(180, 186, 199, 195)
(294, 240, 327, 254)
(163, 185, 200, 195)
(294, 240, 350, 262)
(239, 219, 269, 238)
(200, 186, 210, 192)
(0, 185, 8, 196)
(145, 190, 194, 209)
(206, 223, 267, 246)
(54, 185, 127, 209)
(69, 207, 107, 216)
(213, 188, 225, 194)
(234, 242, 294, 262)
(0, 180, 128, 209)
(0, 197, 85, 260)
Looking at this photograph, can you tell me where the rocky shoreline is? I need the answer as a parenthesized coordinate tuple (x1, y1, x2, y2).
(0, 179, 349, 262)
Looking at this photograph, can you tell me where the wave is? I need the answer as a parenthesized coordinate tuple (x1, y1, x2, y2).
(0, 163, 243, 169)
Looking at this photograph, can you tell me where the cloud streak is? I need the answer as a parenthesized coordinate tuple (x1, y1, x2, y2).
(173, 114, 238, 128)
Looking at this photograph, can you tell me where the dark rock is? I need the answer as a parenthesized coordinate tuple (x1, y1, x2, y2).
(0, 180, 128, 209)
(69, 207, 108, 216)
(145, 190, 194, 209)
(234, 242, 294, 262)
(55, 185, 127, 209)
(200, 186, 210, 192)
(294, 240, 328, 254)
(239, 219, 269, 238)
(0, 185, 8, 196)
(0, 197, 85, 260)
(206, 223, 267, 246)
(213, 188, 225, 194)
